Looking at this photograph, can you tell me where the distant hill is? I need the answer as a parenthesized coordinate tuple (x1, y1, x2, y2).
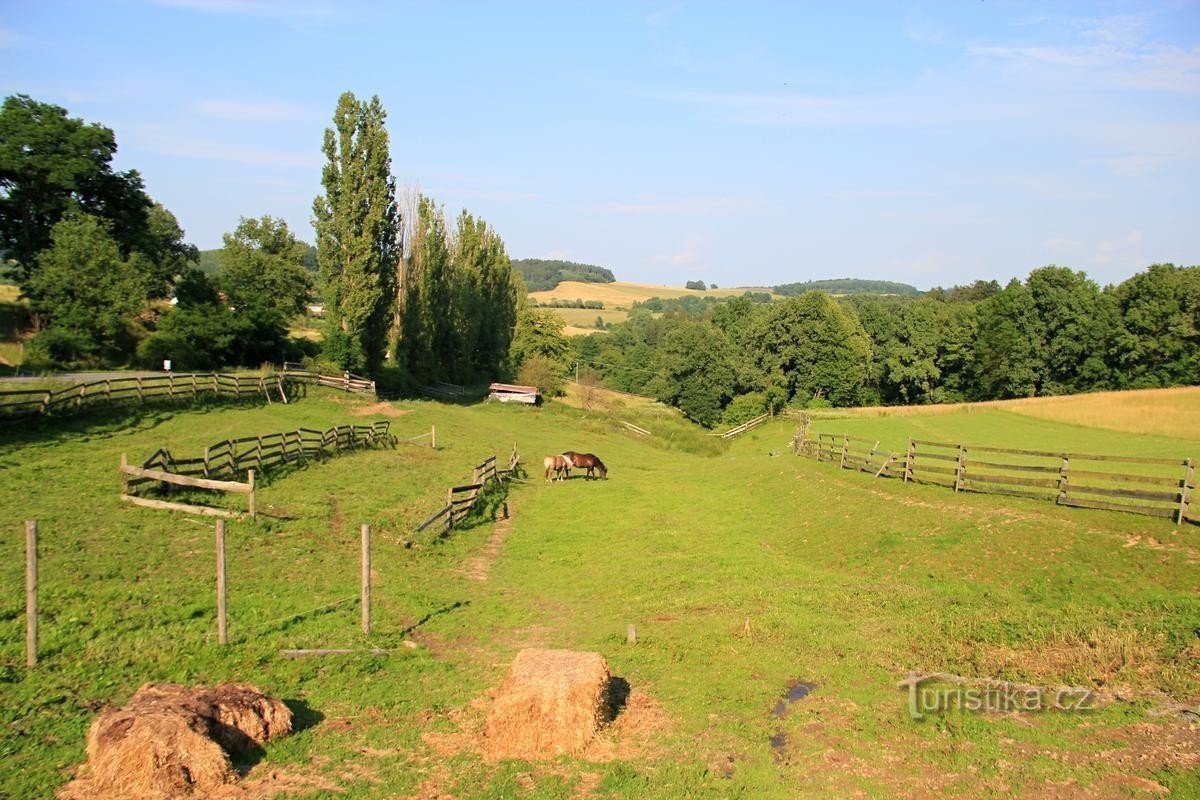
(774, 278, 921, 296)
(512, 259, 615, 292)
(196, 246, 318, 275)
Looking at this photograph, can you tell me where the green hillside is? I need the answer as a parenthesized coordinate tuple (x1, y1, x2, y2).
(774, 278, 922, 295)
(512, 258, 615, 291)
(1, 390, 1196, 799)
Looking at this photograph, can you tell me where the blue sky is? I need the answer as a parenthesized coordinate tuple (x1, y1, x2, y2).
(2, 1, 1198, 289)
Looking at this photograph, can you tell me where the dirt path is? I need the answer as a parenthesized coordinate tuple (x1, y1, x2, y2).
(463, 513, 512, 582)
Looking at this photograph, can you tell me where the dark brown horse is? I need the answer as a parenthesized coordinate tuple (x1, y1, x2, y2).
(563, 451, 607, 479)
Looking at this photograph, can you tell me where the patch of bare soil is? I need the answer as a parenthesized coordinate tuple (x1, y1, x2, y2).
(350, 401, 411, 418)
(463, 515, 512, 582)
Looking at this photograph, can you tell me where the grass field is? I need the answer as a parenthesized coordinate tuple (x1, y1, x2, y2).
(815, 386, 1200, 440)
(550, 307, 630, 336)
(1, 388, 1197, 798)
(529, 280, 775, 310)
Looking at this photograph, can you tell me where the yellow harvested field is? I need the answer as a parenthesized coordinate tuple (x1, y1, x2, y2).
(529, 280, 774, 309)
(818, 386, 1200, 439)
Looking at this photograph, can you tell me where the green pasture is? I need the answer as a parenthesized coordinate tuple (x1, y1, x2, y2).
(1, 392, 1197, 798)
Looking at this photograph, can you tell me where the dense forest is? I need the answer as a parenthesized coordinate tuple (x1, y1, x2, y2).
(566, 265, 1200, 427)
(511, 258, 615, 291)
(774, 278, 921, 296)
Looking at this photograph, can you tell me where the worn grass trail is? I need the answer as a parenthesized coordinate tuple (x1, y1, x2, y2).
(0, 394, 1197, 798)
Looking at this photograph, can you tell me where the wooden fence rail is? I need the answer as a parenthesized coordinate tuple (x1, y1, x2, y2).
(415, 446, 520, 535)
(710, 412, 771, 439)
(121, 420, 396, 517)
(0, 372, 288, 423)
(281, 362, 375, 394)
(796, 429, 1194, 524)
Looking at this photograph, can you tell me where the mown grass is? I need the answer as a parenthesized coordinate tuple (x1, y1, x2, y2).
(528, 280, 775, 310)
(1, 389, 1197, 798)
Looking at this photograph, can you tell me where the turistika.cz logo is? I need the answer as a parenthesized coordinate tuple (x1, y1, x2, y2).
(897, 672, 1096, 720)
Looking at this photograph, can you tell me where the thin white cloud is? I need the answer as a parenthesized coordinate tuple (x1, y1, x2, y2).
(645, 4, 682, 27)
(129, 124, 321, 168)
(433, 187, 542, 204)
(193, 99, 311, 122)
(0, 27, 27, 48)
(649, 235, 707, 266)
(604, 196, 756, 216)
(830, 188, 933, 201)
(149, 0, 341, 20)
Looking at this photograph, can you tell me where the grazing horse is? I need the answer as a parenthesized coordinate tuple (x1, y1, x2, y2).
(562, 451, 607, 479)
(543, 454, 573, 482)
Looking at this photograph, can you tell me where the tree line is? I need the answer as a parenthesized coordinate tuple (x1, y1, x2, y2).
(0, 92, 527, 387)
(566, 264, 1200, 428)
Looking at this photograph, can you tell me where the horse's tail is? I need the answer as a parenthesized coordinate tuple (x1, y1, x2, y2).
(543, 456, 554, 480)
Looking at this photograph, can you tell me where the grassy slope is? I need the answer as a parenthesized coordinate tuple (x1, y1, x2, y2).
(1, 392, 1197, 798)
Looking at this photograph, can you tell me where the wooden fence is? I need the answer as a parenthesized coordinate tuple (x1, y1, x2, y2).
(121, 420, 397, 517)
(0, 372, 287, 422)
(797, 432, 902, 478)
(710, 412, 771, 439)
(796, 429, 1195, 524)
(417, 381, 467, 401)
(281, 362, 375, 394)
(415, 445, 521, 535)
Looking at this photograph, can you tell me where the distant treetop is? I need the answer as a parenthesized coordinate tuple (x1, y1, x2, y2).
(774, 278, 922, 296)
(512, 258, 615, 291)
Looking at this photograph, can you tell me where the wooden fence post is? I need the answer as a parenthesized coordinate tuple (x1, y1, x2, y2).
(431, 425, 436, 449)
(445, 487, 453, 533)
(904, 439, 914, 483)
(247, 470, 256, 518)
(26, 520, 37, 668)
(203, 446, 211, 479)
(839, 436, 849, 470)
(954, 444, 966, 492)
(361, 524, 371, 635)
(1178, 458, 1194, 524)
(136, 376, 144, 403)
(216, 520, 228, 646)
(1057, 455, 1070, 505)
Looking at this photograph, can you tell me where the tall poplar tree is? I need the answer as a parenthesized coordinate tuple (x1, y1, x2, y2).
(312, 92, 399, 375)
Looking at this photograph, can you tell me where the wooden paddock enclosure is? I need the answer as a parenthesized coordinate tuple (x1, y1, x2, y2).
(281, 362, 375, 394)
(121, 421, 396, 517)
(795, 428, 1196, 524)
(0, 372, 287, 422)
(416, 445, 521, 535)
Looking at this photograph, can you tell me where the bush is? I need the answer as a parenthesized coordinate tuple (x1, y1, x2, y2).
(516, 355, 565, 398)
(26, 328, 96, 369)
(721, 392, 768, 427)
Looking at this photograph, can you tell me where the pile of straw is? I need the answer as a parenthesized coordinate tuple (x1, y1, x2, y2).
(59, 682, 292, 800)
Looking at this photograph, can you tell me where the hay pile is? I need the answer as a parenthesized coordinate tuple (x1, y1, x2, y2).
(484, 648, 613, 759)
(59, 682, 293, 800)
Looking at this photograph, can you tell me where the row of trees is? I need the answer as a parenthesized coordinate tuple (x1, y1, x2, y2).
(0, 95, 199, 365)
(565, 264, 1199, 427)
(311, 92, 522, 383)
(1, 92, 526, 385)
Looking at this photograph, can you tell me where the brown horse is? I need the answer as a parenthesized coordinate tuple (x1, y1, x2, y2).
(563, 451, 607, 479)
(543, 454, 572, 482)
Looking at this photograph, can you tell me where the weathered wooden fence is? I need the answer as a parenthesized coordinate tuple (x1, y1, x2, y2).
(796, 429, 1195, 524)
(415, 445, 521, 535)
(798, 432, 902, 478)
(281, 362, 375, 394)
(417, 381, 466, 400)
(0, 372, 287, 422)
(710, 412, 771, 439)
(121, 420, 397, 517)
